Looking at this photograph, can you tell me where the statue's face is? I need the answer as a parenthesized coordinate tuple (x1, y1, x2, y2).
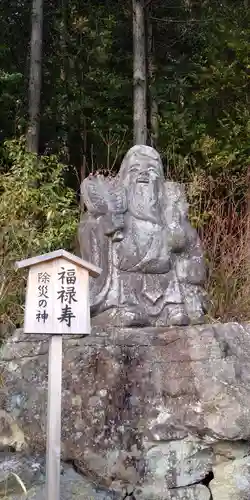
(134, 162, 162, 184)
(125, 158, 164, 224)
(122, 155, 163, 184)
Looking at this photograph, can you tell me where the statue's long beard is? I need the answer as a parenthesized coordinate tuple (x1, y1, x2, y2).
(128, 181, 162, 225)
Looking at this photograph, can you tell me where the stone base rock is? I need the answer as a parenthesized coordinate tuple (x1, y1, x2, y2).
(135, 484, 210, 500)
(210, 456, 250, 500)
(1, 322, 250, 499)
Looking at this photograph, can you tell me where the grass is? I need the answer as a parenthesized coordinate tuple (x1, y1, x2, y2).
(1, 472, 27, 498)
(188, 172, 250, 322)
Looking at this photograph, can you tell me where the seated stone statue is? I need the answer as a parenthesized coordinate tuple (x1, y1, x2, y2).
(78, 145, 208, 327)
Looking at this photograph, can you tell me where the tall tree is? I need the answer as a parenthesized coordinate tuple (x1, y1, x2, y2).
(133, 0, 147, 144)
(146, 7, 159, 148)
(27, 0, 43, 153)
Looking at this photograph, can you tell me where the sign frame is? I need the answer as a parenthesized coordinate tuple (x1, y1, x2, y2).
(16, 248, 101, 336)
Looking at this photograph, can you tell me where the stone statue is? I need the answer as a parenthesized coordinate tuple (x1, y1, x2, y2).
(78, 145, 207, 327)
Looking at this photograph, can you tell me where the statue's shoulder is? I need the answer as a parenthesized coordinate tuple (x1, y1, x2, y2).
(164, 180, 187, 199)
(164, 181, 188, 213)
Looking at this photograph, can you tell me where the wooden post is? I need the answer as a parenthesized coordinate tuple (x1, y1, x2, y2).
(46, 335, 62, 500)
(16, 249, 101, 500)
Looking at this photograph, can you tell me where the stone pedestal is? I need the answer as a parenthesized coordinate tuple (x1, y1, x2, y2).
(1, 322, 250, 499)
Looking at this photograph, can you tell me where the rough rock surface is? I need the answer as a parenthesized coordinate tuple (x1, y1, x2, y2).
(1, 321, 250, 499)
(210, 455, 250, 500)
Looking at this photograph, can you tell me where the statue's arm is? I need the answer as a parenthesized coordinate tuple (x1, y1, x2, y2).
(78, 212, 111, 313)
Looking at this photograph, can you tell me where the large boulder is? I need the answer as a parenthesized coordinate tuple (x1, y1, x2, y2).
(1, 321, 250, 499)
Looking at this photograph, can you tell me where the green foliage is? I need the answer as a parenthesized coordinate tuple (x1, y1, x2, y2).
(2, 0, 250, 183)
(154, 1, 250, 197)
(0, 49, 23, 138)
(41, 0, 132, 169)
(0, 138, 79, 328)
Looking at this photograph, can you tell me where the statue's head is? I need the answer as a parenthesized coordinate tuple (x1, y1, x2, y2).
(118, 145, 165, 224)
(118, 145, 164, 186)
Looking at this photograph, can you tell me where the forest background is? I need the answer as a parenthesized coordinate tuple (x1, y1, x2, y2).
(1, 0, 250, 332)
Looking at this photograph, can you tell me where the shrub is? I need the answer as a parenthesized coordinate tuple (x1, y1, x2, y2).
(0, 138, 79, 332)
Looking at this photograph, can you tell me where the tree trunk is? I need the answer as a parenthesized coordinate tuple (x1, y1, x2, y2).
(133, 0, 147, 145)
(59, 0, 69, 163)
(27, 0, 43, 154)
(146, 11, 159, 148)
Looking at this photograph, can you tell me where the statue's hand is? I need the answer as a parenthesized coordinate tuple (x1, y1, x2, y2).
(167, 223, 186, 252)
(81, 175, 108, 215)
(81, 175, 127, 216)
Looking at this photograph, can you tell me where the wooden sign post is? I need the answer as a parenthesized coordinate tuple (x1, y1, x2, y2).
(16, 249, 101, 500)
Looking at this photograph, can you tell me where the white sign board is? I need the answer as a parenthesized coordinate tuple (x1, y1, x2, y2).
(16, 249, 101, 336)
(25, 259, 90, 335)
